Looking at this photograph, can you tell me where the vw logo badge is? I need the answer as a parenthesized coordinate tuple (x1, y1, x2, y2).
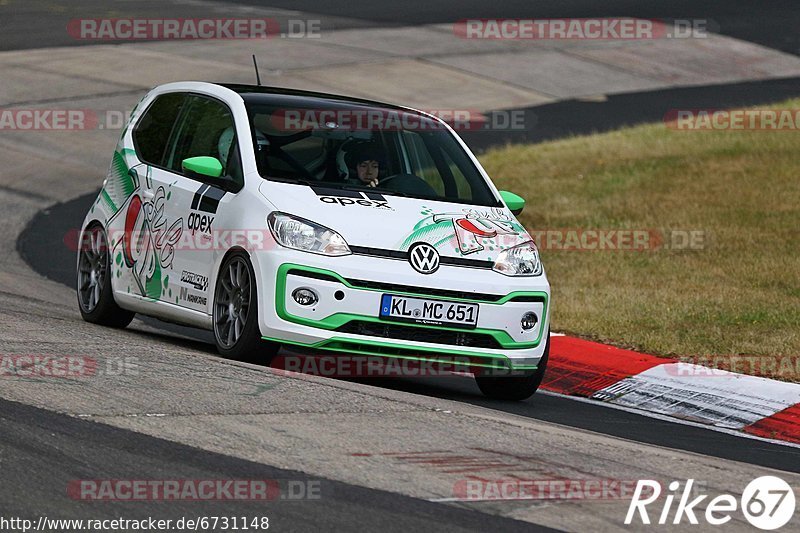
(408, 242, 440, 274)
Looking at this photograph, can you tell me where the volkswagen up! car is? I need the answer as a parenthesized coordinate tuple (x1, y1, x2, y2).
(77, 82, 550, 400)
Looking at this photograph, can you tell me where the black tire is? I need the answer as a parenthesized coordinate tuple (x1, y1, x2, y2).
(213, 251, 279, 362)
(76, 224, 135, 328)
(475, 332, 550, 401)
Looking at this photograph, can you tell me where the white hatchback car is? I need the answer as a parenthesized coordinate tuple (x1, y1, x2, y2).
(77, 81, 551, 400)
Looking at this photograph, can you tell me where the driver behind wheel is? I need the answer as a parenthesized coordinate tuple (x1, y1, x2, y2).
(345, 143, 385, 188)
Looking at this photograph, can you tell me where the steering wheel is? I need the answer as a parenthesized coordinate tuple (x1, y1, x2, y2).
(377, 174, 402, 186)
(377, 173, 437, 197)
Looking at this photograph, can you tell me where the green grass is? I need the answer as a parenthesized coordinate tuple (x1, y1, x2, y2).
(480, 99, 800, 373)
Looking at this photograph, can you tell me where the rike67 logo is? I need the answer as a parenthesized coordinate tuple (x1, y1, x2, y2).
(626, 476, 795, 530)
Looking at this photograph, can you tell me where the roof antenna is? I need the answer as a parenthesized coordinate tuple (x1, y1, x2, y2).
(252, 54, 262, 86)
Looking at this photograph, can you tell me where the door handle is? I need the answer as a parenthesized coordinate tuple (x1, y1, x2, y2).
(142, 190, 155, 199)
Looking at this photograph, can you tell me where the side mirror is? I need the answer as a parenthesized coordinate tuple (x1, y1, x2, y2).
(499, 190, 525, 215)
(182, 156, 223, 179)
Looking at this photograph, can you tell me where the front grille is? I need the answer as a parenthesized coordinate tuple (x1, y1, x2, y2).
(345, 278, 505, 302)
(336, 320, 502, 349)
(349, 245, 494, 269)
(286, 269, 546, 304)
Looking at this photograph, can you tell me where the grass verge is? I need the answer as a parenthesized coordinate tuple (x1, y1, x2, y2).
(481, 99, 800, 378)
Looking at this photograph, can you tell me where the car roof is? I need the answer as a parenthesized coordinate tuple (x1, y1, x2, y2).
(219, 83, 433, 116)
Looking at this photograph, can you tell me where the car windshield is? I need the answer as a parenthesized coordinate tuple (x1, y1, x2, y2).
(245, 102, 501, 207)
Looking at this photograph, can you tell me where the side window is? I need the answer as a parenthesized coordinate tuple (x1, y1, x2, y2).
(132, 93, 186, 166)
(166, 96, 243, 186)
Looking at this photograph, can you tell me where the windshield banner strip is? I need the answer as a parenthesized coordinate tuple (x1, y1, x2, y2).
(310, 185, 363, 198)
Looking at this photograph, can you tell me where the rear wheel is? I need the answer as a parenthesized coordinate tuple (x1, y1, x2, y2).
(475, 332, 550, 401)
(76, 224, 135, 328)
(213, 252, 279, 362)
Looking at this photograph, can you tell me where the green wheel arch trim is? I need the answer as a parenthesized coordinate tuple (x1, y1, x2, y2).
(263, 335, 539, 371)
(274, 263, 548, 349)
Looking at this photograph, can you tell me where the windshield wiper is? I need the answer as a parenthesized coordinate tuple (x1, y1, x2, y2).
(266, 176, 410, 197)
(265, 176, 319, 187)
(341, 185, 408, 197)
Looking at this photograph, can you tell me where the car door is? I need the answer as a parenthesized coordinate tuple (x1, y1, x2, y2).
(118, 92, 189, 303)
(157, 94, 244, 313)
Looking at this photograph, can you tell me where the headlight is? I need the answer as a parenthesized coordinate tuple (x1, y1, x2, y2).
(267, 212, 351, 256)
(493, 241, 542, 276)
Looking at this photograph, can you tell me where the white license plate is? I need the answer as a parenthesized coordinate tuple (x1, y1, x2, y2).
(379, 294, 479, 329)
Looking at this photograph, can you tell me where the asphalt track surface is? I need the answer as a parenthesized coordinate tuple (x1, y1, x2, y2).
(2, 0, 799, 55)
(18, 192, 800, 474)
(0, 397, 554, 532)
(457, 77, 800, 149)
(5, 1, 800, 530)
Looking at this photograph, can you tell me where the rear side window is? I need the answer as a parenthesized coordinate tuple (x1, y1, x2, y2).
(132, 93, 186, 166)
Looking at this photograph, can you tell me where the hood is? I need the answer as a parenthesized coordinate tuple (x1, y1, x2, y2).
(259, 181, 532, 262)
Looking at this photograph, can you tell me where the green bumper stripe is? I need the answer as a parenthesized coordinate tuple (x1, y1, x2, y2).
(275, 263, 548, 349)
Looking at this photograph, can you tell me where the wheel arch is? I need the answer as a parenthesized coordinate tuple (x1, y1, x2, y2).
(210, 246, 259, 314)
(75, 218, 106, 273)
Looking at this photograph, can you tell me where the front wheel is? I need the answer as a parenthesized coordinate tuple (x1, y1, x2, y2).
(213, 252, 279, 362)
(475, 332, 550, 401)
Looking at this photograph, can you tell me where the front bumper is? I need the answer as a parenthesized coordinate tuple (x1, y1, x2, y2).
(253, 250, 550, 371)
